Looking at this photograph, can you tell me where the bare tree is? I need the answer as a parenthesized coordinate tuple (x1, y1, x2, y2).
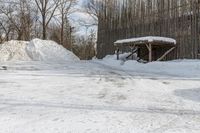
(34, 0, 60, 39)
(17, 0, 33, 40)
(0, 17, 12, 41)
(57, 0, 76, 46)
(73, 29, 96, 60)
(83, 0, 99, 26)
(0, 0, 34, 40)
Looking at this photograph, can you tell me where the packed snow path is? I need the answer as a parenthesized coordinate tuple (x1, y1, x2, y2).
(0, 61, 200, 133)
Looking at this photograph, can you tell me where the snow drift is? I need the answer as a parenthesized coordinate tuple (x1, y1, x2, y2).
(95, 55, 200, 78)
(0, 39, 79, 62)
(0, 40, 30, 62)
(26, 39, 79, 62)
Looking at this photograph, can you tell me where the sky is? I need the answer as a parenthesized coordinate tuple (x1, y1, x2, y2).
(69, 0, 97, 37)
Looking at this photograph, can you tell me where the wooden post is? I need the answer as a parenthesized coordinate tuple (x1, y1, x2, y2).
(145, 43, 152, 62)
(131, 47, 134, 60)
(149, 44, 152, 62)
(157, 47, 175, 61)
(117, 48, 119, 60)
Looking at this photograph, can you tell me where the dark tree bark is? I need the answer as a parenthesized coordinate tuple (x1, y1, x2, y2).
(34, 0, 60, 39)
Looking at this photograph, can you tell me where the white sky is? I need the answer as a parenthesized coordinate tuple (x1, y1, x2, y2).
(69, 0, 97, 37)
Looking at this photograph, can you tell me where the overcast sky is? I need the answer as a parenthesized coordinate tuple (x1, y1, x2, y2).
(69, 0, 97, 37)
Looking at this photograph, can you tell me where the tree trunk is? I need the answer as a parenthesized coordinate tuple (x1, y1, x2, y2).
(42, 15, 46, 40)
(61, 10, 64, 46)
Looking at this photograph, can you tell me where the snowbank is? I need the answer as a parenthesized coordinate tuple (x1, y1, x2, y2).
(95, 55, 200, 78)
(0, 39, 79, 62)
(0, 40, 30, 62)
(26, 39, 79, 62)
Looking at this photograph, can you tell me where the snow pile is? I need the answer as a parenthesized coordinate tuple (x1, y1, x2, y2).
(0, 40, 30, 62)
(114, 36, 176, 45)
(95, 55, 200, 78)
(0, 39, 79, 62)
(26, 39, 79, 62)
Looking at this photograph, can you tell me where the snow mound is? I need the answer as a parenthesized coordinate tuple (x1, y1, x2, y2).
(26, 39, 79, 62)
(0, 39, 79, 62)
(0, 40, 31, 62)
(95, 54, 200, 78)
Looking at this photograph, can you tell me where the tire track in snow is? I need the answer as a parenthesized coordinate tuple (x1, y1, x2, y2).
(0, 99, 199, 116)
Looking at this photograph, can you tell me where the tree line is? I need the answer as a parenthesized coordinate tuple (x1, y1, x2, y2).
(0, 0, 76, 48)
(0, 0, 96, 60)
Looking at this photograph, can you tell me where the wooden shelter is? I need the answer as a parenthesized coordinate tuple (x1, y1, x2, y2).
(114, 36, 176, 62)
(96, 0, 200, 60)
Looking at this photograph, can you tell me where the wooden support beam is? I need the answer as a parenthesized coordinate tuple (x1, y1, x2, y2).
(157, 47, 175, 61)
(145, 43, 152, 62)
(126, 47, 138, 60)
(149, 44, 152, 62)
(116, 48, 119, 60)
(145, 44, 150, 50)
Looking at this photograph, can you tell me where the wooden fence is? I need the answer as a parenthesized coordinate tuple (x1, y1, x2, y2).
(96, 0, 200, 60)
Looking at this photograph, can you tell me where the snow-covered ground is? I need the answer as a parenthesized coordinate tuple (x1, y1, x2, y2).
(95, 55, 200, 79)
(0, 40, 200, 133)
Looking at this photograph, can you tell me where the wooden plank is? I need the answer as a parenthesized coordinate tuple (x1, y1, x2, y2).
(157, 47, 176, 61)
(149, 44, 152, 62)
(116, 48, 119, 60)
(145, 43, 152, 62)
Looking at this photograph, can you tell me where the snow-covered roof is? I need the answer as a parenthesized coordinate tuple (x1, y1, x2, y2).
(114, 36, 176, 46)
